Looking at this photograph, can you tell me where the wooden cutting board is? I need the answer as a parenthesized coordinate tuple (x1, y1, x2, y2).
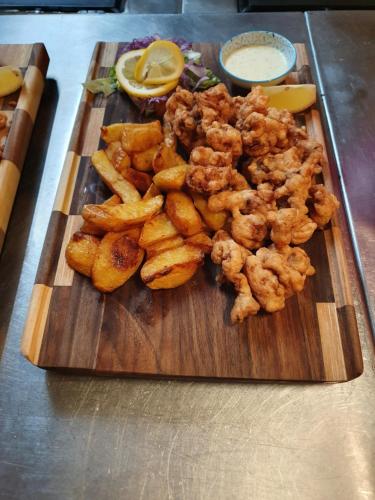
(21, 42, 363, 382)
(0, 44, 49, 253)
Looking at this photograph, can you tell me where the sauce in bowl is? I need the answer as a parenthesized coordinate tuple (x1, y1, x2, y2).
(224, 45, 288, 82)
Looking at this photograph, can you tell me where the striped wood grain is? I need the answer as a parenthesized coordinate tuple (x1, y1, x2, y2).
(0, 44, 49, 253)
(21, 43, 363, 381)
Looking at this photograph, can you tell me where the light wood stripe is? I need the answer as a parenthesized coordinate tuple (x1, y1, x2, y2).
(54, 215, 84, 286)
(317, 303, 347, 381)
(81, 108, 106, 156)
(21, 284, 52, 365)
(53, 151, 81, 215)
(99, 43, 118, 67)
(0, 159, 21, 234)
(17, 65, 45, 123)
(295, 43, 309, 69)
(0, 45, 32, 67)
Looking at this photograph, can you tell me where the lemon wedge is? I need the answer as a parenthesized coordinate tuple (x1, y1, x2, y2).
(134, 40, 185, 85)
(0, 66, 23, 97)
(261, 84, 316, 113)
(115, 49, 179, 98)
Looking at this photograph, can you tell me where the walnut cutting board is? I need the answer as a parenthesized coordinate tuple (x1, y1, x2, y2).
(21, 42, 363, 382)
(0, 44, 49, 253)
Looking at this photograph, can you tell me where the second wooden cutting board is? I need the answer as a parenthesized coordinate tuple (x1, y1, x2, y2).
(21, 42, 363, 382)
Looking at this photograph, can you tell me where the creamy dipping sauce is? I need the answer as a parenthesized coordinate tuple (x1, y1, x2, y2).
(225, 45, 288, 81)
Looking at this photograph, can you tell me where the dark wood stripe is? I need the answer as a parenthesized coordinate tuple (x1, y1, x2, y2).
(29, 43, 50, 77)
(303, 231, 335, 302)
(39, 282, 106, 369)
(2, 109, 33, 171)
(35, 211, 68, 286)
(69, 156, 111, 215)
(337, 305, 363, 380)
(0, 228, 5, 253)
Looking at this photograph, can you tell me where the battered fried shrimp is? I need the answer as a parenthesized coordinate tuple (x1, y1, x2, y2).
(211, 230, 260, 321)
(268, 208, 317, 247)
(186, 147, 233, 194)
(274, 161, 317, 211)
(309, 184, 340, 227)
(208, 189, 260, 213)
(206, 122, 243, 159)
(190, 146, 232, 168)
(186, 165, 232, 194)
(229, 170, 249, 191)
(231, 211, 268, 250)
(276, 245, 315, 277)
(244, 254, 285, 313)
(195, 83, 234, 129)
(248, 147, 302, 186)
(239, 111, 290, 157)
(234, 86, 269, 123)
(257, 246, 314, 297)
(164, 87, 201, 150)
(208, 188, 274, 215)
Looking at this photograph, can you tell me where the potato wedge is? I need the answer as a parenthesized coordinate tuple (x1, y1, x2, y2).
(146, 262, 199, 290)
(91, 150, 140, 203)
(185, 232, 213, 254)
(65, 232, 100, 277)
(92, 232, 144, 292)
(146, 235, 184, 258)
(191, 193, 227, 231)
(121, 121, 163, 153)
(143, 183, 161, 200)
(82, 195, 164, 232)
(121, 167, 152, 193)
(165, 191, 203, 237)
(81, 194, 122, 236)
(140, 245, 203, 289)
(132, 145, 159, 172)
(153, 164, 187, 192)
(101, 124, 127, 144)
(105, 141, 131, 173)
(152, 143, 186, 173)
(139, 212, 179, 249)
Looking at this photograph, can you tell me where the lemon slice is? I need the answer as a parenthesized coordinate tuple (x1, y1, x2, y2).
(0, 66, 23, 97)
(261, 84, 316, 113)
(115, 49, 179, 98)
(134, 40, 185, 85)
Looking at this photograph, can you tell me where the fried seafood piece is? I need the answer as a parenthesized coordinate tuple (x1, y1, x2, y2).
(274, 160, 318, 212)
(276, 244, 315, 277)
(206, 121, 243, 159)
(211, 230, 260, 322)
(256, 245, 315, 297)
(248, 147, 302, 186)
(229, 170, 249, 190)
(268, 208, 317, 247)
(309, 184, 340, 227)
(239, 111, 290, 157)
(195, 83, 234, 130)
(234, 86, 269, 123)
(186, 147, 233, 194)
(231, 212, 268, 250)
(208, 188, 275, 215)
(164, 86, 202, 151)
(244, 254, 285, 313)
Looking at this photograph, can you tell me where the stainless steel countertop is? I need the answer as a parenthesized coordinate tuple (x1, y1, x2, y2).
(0, 13, 374, 500)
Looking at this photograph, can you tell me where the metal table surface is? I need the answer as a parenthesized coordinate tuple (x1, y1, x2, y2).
(0, 12, 374, 500)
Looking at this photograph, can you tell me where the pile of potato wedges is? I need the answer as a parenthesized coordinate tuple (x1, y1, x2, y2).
(65, 120, 227, 293)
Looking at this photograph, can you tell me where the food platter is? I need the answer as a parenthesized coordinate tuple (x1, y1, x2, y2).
(21, 42, 363, 382)
(0, 44, 49, 253)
